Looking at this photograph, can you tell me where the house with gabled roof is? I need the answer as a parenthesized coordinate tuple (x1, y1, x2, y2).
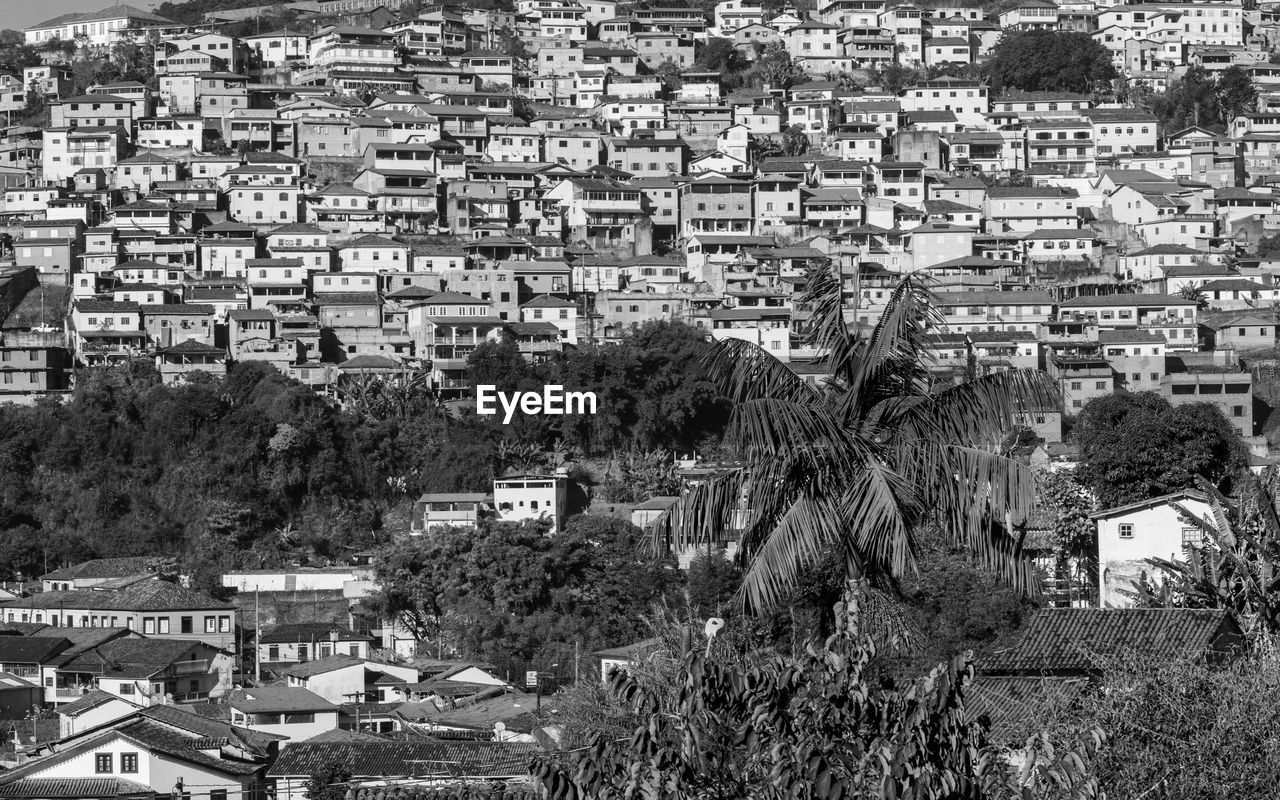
(1086, 489, 1217, 607)
(282, 654, 418, 705)
(0, 578, 237, 652)
(227, 687, 339, 741)
(156, 340, 227, 384)
(1200, 312, 1278, 351)
(519, 295, 578, 345)
(54, 637, 233, 706)
(6, 705, 279, 800)
(258, 622, 376, 668)
(40, 558, 164, 593)
(57, 689, 140, 738)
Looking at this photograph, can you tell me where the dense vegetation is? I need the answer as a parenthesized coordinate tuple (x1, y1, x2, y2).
(1074, 391, 1249, 508)
(366, 516, 680, 668)
(0, 322, 725, 591)
(535, 595, 1107, 800)
(983, 30, 1117, 95)
(1148, 64, 1257, 133)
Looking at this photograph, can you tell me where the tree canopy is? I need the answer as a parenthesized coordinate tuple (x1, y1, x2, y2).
(1074, 391, 1249, 508)
(1150, 65, 1255, 133)
(364, 515, 679, 667)
(983, 30, 1117, 94)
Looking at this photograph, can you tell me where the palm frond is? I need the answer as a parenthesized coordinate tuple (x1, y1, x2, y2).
(702, 336, 820, 405)
(723, 397, 872, 473)
(844, 275, 940, 408)
(736, 495, 845, 612)
(798, 259, 860, 378)
(896, 369, 1061, 448)
(922, 444, 1040, 594)
(846, 460, 921, 580)
(665, 468, 748, 552)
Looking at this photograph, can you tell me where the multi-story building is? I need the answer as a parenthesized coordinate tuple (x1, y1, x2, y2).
(0, 578, 238, 652)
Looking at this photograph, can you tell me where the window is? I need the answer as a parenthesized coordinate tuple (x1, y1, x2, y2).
(119, 682, 134, 695)
(205, 616, 216, 633)
(180, 616, 193, 634)
(95, 753, 113, 773)
(1118, 523, 1134, 539)
(1181, 527, 1203, 554)
(158, 618, 170, 634)
(143, 617, 156, 634)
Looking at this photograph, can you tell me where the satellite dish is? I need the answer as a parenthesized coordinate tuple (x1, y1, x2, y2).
(494, 721, 506, 733)
(704, 618, 725, 638)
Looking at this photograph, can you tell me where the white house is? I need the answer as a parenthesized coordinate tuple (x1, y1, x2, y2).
(0, 712, 269, 798)
(57, 690, 141, 739)
(492, 473, 570, 531)
(519, 295, 578, 345)
(1093, 490, 1214, 608)
(227, 687, 340, 742)
(283, 654, 418, 705)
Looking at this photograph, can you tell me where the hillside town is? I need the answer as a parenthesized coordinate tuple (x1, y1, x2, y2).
(0, 0, 1271, 418)
(0, 0, 1272, 796)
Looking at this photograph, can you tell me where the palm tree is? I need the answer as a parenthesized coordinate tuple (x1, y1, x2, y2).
(667, 266, 1059, 610)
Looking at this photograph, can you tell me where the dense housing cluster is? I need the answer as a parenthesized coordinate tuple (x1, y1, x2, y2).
(0, 0, 1273, 794)
(0, 0, 1269, 417)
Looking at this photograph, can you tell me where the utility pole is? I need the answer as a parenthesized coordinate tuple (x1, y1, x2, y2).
(253, 588, 261, 683)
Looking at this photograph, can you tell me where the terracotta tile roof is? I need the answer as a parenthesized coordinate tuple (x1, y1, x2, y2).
(985, 608, 1243, 676)
(259, 623, 374, 645)
(283, 653, 366, 678)
(228, 687, 338, 714)
(267, 740, 540, 779)
(0, 578, 234, 612)
(965, 675, 1086, 742)
(57, 689, 131, 717)
(0, 778, 152, 797)
(58, 638, 212, 679)
(0, 637, 71, 664)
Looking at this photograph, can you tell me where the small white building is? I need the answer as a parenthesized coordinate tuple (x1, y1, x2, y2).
(493, 473, 569, 531)
(1093, 489, 1214, 608)
(519, 295, 578, 345)
(227, 687, 340, 741)
(57, 690, 141, 739)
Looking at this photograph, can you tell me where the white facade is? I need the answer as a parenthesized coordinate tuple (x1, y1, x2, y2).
(1094, 491, 1213, 607)
(221, 568, 372, 593)
(493, 474, 569, 531)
